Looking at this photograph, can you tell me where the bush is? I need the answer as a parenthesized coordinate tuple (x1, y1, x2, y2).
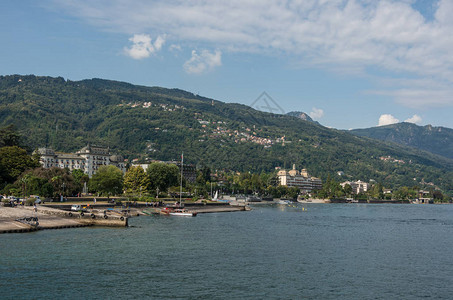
(25, 198, 35, 206)
(139, 195, 156, 202)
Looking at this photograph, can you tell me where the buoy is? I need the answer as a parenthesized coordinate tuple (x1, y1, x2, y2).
(68, 212, 73, 217)
(120, 216, 124, 221)
(103, 215, 108, 219)
(91, 214, 96, 219)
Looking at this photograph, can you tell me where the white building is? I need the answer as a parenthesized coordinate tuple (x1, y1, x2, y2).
(340, 180, 369, 194)
(36, 145, 126, 177)
(277, 164, 322, 193)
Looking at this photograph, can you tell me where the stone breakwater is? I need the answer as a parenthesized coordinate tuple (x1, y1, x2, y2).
(0, 205, 127, 234)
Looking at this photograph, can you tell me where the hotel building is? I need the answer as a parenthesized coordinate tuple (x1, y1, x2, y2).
(277, 164, 322, 193)
(35, 145, 126, 177)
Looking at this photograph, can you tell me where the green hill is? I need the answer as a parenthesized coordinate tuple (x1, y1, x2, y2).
(286, 111, 314, 122)
(1, 74, 452, 193)
(350, 123, 453, 160)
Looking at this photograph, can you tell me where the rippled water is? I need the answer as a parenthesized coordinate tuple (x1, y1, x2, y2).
(1, 204, 453, 299)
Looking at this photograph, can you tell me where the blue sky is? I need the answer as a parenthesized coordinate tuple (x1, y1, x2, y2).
(1, 0, 453, 129)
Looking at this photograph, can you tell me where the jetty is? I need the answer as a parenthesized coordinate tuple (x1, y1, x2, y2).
(0, 205, 128, 234)
(142, 203, 249, 216)
(0, 200, 250, 233)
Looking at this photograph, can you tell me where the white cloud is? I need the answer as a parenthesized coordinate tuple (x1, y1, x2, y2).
(405, 114, 422, 124)
(124, 34, 165, 59)
(183, 49, 222, 74)
(169, 44, 182, 52)
(378, 114, 399, 126)
(54, 1, 453, 107)
(309, 107, 324, 120)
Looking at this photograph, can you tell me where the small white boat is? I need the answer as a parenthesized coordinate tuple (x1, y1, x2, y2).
(277, 199, 291, 205)
(169, 209, 197, 217)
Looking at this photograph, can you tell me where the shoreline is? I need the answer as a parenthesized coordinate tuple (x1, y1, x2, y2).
(0, 203, 249, 234)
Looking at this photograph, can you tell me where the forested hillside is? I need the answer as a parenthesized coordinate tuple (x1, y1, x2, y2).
(1, 75, 452, 192)
(350, 123, 453, 160)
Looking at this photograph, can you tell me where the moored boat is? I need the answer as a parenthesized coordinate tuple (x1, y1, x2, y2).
(169, 209, 197, 217)
(277, 199, 291, 205)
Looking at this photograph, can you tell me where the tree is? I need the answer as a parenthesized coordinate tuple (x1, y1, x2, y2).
(147, 162, 179, 193)
(286, 186, 299, 199)
(432, 190, 444, 201)
(72, 169, 89, 192)
(318, 175, 342, 199)
(0, 125, 21, 147)
(89, 165, 124, 196)
(200, 166, 211, 183)
(17, 172, 54, 198)
(343, 184, 353, 197)
(369, 183, 384, 199)
(0, 146, 40, 184)
(20, 173, 33, 197)
(72, 169, 87, 184)
(124, 166, 150, 195)
(6, 167, 77, 198)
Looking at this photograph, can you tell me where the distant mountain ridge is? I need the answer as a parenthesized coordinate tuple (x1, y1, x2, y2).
(350, 122, 453, 160)
(0, 74, 452, 192)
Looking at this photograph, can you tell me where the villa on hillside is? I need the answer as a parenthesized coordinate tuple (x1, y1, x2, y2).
(277, 164, 322, 193)
(340, 180, 370, 194)
(35, 145, 126, 177)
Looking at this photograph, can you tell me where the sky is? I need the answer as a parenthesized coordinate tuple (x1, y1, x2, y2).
(1, 0, 453, 130)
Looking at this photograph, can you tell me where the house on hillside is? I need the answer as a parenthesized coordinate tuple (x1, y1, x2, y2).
(340, 180, 370, 194)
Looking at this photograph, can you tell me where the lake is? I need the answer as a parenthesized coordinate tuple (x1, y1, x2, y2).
(1, 203, 453, 299)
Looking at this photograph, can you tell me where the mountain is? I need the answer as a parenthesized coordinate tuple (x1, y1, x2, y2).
(350, 123, 453, 160)
(1, 75, 452, 192)
(286, 111, 314, 122)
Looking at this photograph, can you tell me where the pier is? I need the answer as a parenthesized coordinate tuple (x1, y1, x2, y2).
(1, 201, 248, 234)
(0, 205, 127, 234)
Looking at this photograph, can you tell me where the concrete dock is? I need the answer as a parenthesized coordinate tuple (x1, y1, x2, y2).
(1, 202, 248, 234)
(0, 205, 127, 234)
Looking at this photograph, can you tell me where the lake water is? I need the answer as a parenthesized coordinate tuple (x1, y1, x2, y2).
(1, 203, 453, 299)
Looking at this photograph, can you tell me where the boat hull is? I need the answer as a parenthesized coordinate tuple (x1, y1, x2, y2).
(169, 212, 197, 217)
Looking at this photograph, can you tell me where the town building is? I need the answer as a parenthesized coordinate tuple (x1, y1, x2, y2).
(35, 145, 126, 177)
(340, 180, 369, 194)
(277, 164, 322, 193)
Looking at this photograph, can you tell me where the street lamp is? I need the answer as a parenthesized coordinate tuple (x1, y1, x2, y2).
(61, 182, 65, 202)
